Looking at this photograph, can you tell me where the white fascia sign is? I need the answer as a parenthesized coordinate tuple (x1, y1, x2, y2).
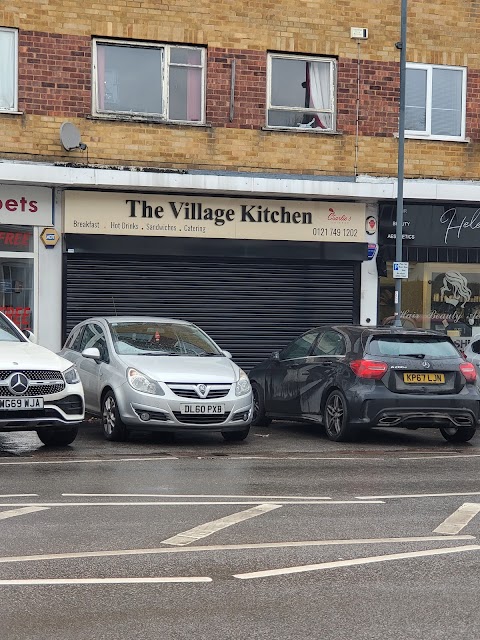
(0, 184, 53, 226)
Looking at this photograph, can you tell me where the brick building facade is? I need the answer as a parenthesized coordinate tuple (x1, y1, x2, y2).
(1, 1, 480, 356)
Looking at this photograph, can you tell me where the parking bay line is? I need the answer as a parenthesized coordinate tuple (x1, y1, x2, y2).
(0, 500, 385, 507)
(161, 503, 282, 546)
(0, 457, 178, 466)
(0, 577, 211, 586)
(0, 535, 474, 565)
(434, 503, 480, 535)
(234, 544, 480, 580)
(356, 491, 480, 500)
(63, 493, 332, 500)
(0, 506, 49, 521)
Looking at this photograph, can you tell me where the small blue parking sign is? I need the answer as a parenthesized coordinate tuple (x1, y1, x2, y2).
(393, 261, 409, 278)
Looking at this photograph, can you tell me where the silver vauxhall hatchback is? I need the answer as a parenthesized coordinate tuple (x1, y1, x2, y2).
(59, 317, 253, 442)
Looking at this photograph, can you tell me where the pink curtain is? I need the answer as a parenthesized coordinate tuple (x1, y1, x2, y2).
(186, 52, 201, 121)
(97, 45, 105, 110)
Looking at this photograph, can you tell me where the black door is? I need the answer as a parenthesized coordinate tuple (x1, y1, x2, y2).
(265, 329, 322, 417)
(297, 330, 348, 419)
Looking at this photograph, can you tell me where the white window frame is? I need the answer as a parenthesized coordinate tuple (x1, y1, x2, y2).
(92, 38, 206, 124)
(0, 27, 18, 112)
(405, 62, 467, 142)
(266, 52, 337, 132)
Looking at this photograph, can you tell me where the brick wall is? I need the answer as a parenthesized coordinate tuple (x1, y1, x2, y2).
(1, 1, 480, 179)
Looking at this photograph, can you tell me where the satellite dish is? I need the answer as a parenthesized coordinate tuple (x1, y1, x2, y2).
(60, 122, 87, 151)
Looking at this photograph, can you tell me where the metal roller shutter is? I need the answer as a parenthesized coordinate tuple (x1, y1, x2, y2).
(65, 256, 358, 371)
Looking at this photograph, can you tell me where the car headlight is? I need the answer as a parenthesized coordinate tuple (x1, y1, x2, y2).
(127, 368, 164, 395)
(64, 365, 81, 385)
(235, 369, 251, 396)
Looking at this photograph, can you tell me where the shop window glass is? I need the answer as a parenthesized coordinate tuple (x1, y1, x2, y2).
(379, 262, 480, 352)
(0, 225, 34, 252)
(0, 257, 33, 330)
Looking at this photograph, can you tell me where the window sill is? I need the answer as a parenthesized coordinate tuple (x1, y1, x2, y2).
(261, 126, 342, 135)
(394, 132, 470, 143)
(0, 110, 24, 116)
(86, 114, 211, 128)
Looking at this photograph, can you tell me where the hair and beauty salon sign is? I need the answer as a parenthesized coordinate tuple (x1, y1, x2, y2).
(64, 191, 366, 243)
(0, 185, 53, 226)
(379, 202, 480, 248)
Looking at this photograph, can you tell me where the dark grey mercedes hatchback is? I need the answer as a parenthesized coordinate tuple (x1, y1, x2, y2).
(249, 326, 480, 443)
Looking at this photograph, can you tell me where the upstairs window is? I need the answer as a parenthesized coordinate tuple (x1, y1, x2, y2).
(405, 63, 466, 140)
(267, 53, 336, 131)
(93, 40, 205, 123)
(0, 28, 18, 112)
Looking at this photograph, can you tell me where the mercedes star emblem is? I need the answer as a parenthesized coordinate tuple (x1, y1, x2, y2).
(8, 372, 29, 395)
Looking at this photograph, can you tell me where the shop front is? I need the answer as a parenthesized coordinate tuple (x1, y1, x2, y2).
(0, 184, 54, 339)
(378, 202, 480, 351)
(63, 190, 370, 370)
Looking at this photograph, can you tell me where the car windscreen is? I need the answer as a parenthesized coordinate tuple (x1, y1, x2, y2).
(109, 321, 223, 356)
(367, 335, 459, 359)
(0, 315, 24, 342)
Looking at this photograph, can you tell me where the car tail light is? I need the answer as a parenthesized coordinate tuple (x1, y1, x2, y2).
(460, 362, 477, 383)
(350, 359, 388, 379)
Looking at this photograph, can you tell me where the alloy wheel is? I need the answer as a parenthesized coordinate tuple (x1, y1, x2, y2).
(103, 395, 116, 436)
(252, 388, 260, 422)
(325, 392, 344, 435)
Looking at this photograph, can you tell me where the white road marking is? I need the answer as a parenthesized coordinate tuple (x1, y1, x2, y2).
(0, 535, 473, 565)
(161, 503, 282, 546)
(0, 506, 49, 521)
(233, 544, 480, 580)
(0, 577, 211, 585)
(434, 503, 480, 535)
(0, 457, 178, 466)
(1, 453, 478, 466)
(0, 500, 384, 507)
(399, 454, 480, 460)
(0, 494, 38, 498)
(63, 493, 331, 500)
(356, 491, 480, 500)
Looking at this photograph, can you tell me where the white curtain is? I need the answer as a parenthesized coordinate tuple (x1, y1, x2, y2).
(308, 61, 330, 129)
(0, 30, 15, 110)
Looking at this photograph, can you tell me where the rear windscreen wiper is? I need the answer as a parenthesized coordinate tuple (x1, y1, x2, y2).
(400, 353, 426, 358)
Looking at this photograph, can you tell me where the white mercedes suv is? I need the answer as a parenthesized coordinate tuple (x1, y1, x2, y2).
(0, 312, 84, 446)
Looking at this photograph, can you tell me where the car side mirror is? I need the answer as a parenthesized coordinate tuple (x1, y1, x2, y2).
(23, 329, 37, 343)
(82, 347, 101, 361)
(271, 350, 280, 361)
(222, 350, 232, 359)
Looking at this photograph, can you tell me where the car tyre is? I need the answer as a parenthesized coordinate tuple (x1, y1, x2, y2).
(102, 391, 129, 442)
(222, 427, 250, 442)
(36, 426, 78, 447)
(439, 426, 476, 443)
(251, 384, 271, 427)
(323, 390, 354, 442)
